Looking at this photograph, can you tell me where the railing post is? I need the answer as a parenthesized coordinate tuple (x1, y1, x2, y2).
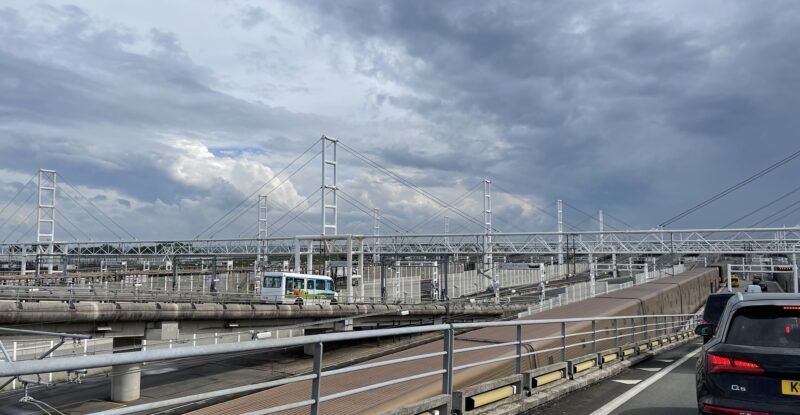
(560, 322, 566, 362)
(442, 328, 454, 395)
(644, 317, 649, 341)
(310, 342, 323, 415)
(591, 320, 597, 353)
(515, 324, 522, 374)
(613, 319, 619, 348)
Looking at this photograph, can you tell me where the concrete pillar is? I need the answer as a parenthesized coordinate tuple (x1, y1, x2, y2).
(111, 337, 142, 402)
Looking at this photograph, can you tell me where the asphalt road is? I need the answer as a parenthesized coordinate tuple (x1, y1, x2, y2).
(535, 277, 785, 415)
(534, 340, 703, 415)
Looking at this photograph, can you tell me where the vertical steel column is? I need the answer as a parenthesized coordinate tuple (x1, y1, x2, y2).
(613, 319, 619, 348)
(483, 179, 496, 303)
(321, 136, 338, 236)
(598, 209, 604, 244)
(306, 241, 313, 274)
(444, 216, 450, 247)
(589, 253, 595, 297)
(442, 328, 454, 395)
(346, 236, 353, 302)
(591, 320, 597, 353)
(310, 342, 323, 415)
(515, 324, 523, 374)
(560, 322, 566, 362)
(373, 208, 380, 264)
(557, 200, 564, 267)
(171, 255, 177, 291)
(294, 238, 301, 273)
(36, 169, 56, 274)
(793, 253, 799, 294)
(257, 195, 268, 268)
(727, 263, 732, 292)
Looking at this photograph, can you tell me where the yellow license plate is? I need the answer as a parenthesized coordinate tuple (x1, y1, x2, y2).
(782, 379, 800, 396)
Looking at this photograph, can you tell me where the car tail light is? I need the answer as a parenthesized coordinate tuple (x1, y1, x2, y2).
(703, 404, 769, 415)
(707, 353, 764, 375)
(784, 306, 800, 311)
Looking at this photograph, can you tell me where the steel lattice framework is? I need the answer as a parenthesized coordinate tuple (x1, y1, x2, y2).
(1, 227, 799, 259)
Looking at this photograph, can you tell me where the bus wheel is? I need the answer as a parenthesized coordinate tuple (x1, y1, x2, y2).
(330, 299, 338, 305)
(294, 298, 303, 306)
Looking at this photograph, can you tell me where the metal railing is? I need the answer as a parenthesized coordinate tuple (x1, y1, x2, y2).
(0, 313, 700, 415)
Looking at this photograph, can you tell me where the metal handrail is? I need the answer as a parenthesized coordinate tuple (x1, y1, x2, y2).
(0, 313, 700, 415)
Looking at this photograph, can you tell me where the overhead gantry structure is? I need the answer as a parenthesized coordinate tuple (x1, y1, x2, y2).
(1, 227, 799, 258)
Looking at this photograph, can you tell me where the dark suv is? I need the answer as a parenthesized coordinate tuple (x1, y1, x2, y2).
(699, 293, 736, 343)
(695, 293, 800, 415)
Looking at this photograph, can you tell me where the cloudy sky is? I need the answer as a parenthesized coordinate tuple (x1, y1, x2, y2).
(0, 1, 798, 242)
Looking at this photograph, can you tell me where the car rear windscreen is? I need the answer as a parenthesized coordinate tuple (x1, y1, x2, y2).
(726, 306, 800, 348)
(703, 295, 734, 323)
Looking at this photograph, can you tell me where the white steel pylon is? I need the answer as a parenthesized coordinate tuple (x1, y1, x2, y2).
(36, 169, 56, 274)
(373, 207, 380, 263)
(557, 199, 564, 266)
(257, 195, 268, 269)
(321, 135, 338, 236)
(483, 179, 497, 303)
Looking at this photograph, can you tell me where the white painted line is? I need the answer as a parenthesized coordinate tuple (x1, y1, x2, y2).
(636, 367, 661, 372)
(612, 379, 642, 385)
(655, 359, 674, 363)
(590, 347, 701, 415)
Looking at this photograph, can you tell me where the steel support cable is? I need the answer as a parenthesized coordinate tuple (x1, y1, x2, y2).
(0, 174, 35, 220)
(55, 221, 79, 242)
(56, 207, 92, 241)
(491, 183, 581, 231)
(721, 183, 800, 228)
(3, 206, 37, 243)
(57, 185, 123, 240)
(195, 139, 321, 239)
(206, 149, 321, 239)
(0, 184, 37, 233)
(337, 192, 407, 234)
(270, 192, 323, 236)
(660, 148, 800, 227)
(562, 201, 621, 231)
(336, 189, 410, 233)
(764, 203, 800, 227)
(338, 142, 491, 229)
(408, 182, 483, 232)
(59, 176, 136, 240)
(16, 218, 38, 243)
(750, 197, 800, 227)
(234, 197, 318, 238)
(602, 211, 634, 229)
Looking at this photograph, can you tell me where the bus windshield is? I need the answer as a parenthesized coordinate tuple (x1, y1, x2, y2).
(263, 276, 282, 289)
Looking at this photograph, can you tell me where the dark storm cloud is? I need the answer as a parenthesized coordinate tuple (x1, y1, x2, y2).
(301, 0, 800, 228)
(0, 5, 338, 239)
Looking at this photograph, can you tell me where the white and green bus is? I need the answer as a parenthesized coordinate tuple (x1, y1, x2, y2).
(261, 272, 337, 305)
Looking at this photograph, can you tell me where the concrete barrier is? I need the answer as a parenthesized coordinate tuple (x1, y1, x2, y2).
(568, 353, 598, 379)
(453, 374, 523, 414)
(597, 348, 621, 368)
(523, 362, 568, 393)
(384, 394, 451, 415)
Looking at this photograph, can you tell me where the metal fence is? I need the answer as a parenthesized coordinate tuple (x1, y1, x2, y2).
(0, 312, 700, 415)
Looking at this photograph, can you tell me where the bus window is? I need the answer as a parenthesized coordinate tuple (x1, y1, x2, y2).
(315, 279, 326, 290)
(286, 277, 304, 294)
(325, 280, 334, 291)
(263, 276, 282, 289)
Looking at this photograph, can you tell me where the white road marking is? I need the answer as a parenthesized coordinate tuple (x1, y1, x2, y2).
(612, 379, 642, 385)
(590, 347, 702, 415)
(655, 359, 674, 363)
(636, 367, 661, 372)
